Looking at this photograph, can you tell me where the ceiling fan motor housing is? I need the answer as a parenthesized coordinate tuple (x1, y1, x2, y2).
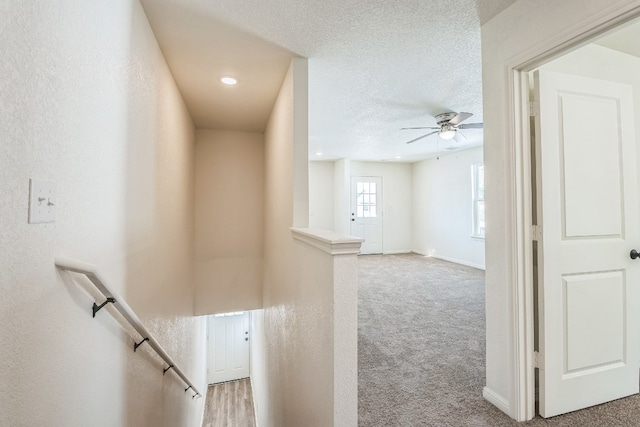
(435, 112, 459, 125)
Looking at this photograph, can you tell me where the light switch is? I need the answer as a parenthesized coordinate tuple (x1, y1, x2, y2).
(28, 179, 57, 224)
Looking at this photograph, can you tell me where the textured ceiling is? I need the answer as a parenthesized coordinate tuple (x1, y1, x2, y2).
(140, 0, 516, 161)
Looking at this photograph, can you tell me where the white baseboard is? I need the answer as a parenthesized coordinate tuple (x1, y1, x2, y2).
(385, 250, 486, 270)
(483, 386, 510, 416)
(432, 255, 485, 270)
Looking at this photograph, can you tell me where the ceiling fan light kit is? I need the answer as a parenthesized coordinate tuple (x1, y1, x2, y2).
(438, 125, 456, 140)
(401, 111, 483, 144)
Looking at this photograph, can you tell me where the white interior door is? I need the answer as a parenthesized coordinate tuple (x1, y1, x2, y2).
(534, 70, 640, 418)
(350, 176, 383, 254)
(207, 311, 250, 384)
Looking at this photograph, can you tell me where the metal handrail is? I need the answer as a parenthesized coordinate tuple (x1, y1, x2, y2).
(55, 256, 201, 398)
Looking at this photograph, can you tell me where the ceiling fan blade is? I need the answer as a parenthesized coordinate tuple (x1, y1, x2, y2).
(405, 130, 439, 144)
(449, 112, 473, 125)
(457, 122, 483, 129)
(400, 126, 440, 130)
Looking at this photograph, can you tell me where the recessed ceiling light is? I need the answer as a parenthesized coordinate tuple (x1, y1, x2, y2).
(219, 76, 238, 85)
(395, 155, 402, 159)
(315, 152, 323, 156)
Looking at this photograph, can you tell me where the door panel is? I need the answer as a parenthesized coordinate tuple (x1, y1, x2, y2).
(564, 271, 624, 374)
(534, 70, 639, 418)
(561, 94, 623, 238)
(350, 176, 383, 254)
(207, 311, 250, 384)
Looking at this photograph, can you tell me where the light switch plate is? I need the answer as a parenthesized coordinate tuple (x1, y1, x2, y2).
(28, 179, 57, 224)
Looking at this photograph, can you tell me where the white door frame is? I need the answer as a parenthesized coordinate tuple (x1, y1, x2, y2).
(207, 311, 250, 384)
(350, 176, 383, 254)
(506, 5, 640, 422)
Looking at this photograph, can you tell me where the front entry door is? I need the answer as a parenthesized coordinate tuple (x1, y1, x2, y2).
(350, 176, 383, 254)
(207, 311, 250, 384)
(534, 70, 640, 418)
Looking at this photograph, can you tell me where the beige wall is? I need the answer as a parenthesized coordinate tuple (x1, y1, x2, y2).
(481, 0, 640, 419)
(0, 1, 206, 426)
(309, 161, 335, 230)
(194, 130, 264, 314)
(252, 57, 349, 427)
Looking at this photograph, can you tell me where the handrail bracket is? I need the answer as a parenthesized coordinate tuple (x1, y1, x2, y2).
(92, 297, 116, 318)
(134, 337, 150, 352)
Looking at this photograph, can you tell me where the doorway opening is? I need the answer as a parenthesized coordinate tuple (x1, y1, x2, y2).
(514, 13, 640, 420)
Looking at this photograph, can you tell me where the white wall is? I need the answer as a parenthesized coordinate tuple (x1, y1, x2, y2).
(315, 157, 485, 262)
(309, 161, 335, 230)
(412, 147, 485, 269)
(0, 1, 206, 426)
(349, 161, 413, 254)
(333, 159, 351, 235)
(481, 0, 640, 419)
(194, 130, 264, 315)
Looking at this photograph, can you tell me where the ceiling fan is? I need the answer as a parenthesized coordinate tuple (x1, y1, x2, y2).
(401, 112, 483, 144)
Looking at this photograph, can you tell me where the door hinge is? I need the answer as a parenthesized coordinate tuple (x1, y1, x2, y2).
(529, 100, 540, 117)
(534, 351, 543, 369)
(531, 225, 542, 241)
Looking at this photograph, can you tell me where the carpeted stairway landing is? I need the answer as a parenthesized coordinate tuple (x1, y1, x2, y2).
(357, 253, 640, 426)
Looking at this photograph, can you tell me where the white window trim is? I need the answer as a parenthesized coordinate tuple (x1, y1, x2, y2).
(471, 163, 485, 239)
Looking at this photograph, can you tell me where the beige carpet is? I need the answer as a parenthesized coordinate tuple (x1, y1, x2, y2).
(357, 253, 640, 426)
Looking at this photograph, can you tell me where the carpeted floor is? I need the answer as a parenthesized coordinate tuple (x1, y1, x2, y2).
(357, 253, 640, 426)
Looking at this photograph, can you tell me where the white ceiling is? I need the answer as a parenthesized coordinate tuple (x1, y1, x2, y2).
(140, 0, 516, 162)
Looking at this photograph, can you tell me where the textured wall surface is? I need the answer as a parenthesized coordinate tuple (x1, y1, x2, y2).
(252, 57, 351, 427)
(332, 253, 358, 425)
(194, 129, 264, 315)
(412, 147, 485, 268)
(0, 1, 206, 425)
